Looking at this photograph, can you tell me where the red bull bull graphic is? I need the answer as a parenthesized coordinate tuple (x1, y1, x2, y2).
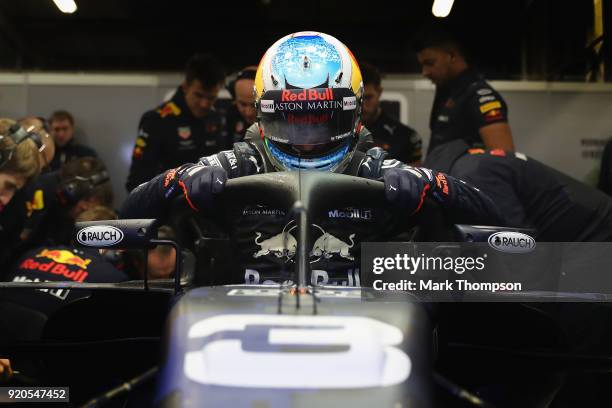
(253, 222, 298, 259)
(37, 249, 91, 269)
(310, 228, 356, 261)
(251, 221, 357, 264)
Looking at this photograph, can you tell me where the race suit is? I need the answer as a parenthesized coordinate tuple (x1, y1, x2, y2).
(121, 130, 504, 286)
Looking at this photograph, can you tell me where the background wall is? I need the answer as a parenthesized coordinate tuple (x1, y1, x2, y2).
(385, 77, 612, 185)
(1, 72, 611, 207)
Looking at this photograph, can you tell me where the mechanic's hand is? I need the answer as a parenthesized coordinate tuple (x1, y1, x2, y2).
(0, 359, 13, 382)
(164, 164, 227, 211)
(383, 168, 431, 215)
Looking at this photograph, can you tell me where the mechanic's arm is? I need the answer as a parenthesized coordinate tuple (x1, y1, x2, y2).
(125, 114, 164, 192)
(405, 128, 423, 166)
(480, 123, 514, 151)
(469, 88, 515, 151)
(382, 162, 506, 226)
(0, 359, 13, 382)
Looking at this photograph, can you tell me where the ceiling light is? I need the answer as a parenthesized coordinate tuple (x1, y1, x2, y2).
(432, 0, 454, 18)
(53, 0, 77, 14)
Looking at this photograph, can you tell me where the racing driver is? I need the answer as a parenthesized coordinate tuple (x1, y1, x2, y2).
(121, 32, 504, 285)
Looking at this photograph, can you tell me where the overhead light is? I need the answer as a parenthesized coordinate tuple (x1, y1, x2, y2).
(432, 0, 454, 18)
(53, 0, 77, 14)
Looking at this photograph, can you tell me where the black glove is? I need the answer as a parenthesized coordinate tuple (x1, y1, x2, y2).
(163, 164, 227, 211)
(383, 167, 432, 215)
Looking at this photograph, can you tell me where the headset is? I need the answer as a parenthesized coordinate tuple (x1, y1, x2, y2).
(57, 169, 110, 205)
(0, 124, 44, 169)
(225, 67, 257, 100)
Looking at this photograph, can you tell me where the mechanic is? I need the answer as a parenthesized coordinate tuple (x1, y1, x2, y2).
(47, 110, 97, 172)
(125, 53, 228, 192)
(413, 25, 515, 155)
(426, 140, 612, 407)
(18, 116, 55, 172)
(224, 66, 258, 143)
(120, 225, 177, 280)
(2, 118, 56, 267)
(0, 359, 12, 382)
(360, 62, 422, 165)
(0, 120, 42, 269)
(121, 32, 504, 286)
(425, 139, 612, 241)
(19, 157, 113, 250)
(0, 205, 128, 341)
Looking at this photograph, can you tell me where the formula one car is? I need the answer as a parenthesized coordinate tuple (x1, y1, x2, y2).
(1, 172, 611, 407)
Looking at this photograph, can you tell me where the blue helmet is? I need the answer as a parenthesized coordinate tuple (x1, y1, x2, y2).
(254, 32, 364, 172)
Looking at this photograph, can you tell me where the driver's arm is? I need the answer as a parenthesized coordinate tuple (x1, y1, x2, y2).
(120, 146, 262, 219)
(381, 160, 506, 226)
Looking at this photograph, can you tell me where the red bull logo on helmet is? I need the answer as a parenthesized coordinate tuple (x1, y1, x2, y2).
(281, 88, 333, 102)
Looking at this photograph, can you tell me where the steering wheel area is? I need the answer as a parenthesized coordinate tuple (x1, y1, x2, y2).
(169, 171, 444, 286)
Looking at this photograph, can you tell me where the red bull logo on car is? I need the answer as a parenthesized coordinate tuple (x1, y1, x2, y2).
(310, 233, 355, 261)
(252, 222, 356, 262)
(253, 231, 297, 259)
(16, 249, 92, 282)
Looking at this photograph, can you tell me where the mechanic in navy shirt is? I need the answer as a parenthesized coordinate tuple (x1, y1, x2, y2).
(425, 139, 612, 241)
(223, 66, 258, 143)
(360, 62, 422, 165)
(0, 120, 43, 269)
(19, 157, 113, 251)
(413, 26, 515, 155)
(0, 206, 128, 341)
(47, 110, 97, 172)
(125, 54, 228, 192)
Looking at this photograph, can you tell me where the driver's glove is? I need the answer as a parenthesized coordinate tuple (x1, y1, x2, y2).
(163, 164, 227, 211)
(383, 166, 505, 225)
(383, 167, 452, 215)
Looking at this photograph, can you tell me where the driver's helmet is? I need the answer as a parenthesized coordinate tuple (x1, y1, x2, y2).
(254, 32, 364, 172)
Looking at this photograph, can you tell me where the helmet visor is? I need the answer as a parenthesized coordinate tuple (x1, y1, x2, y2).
(258, 88, 359, 151)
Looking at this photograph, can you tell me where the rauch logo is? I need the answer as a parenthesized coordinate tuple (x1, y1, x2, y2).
(77, 226, 124, 247)
(488, 231, 536, 254)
